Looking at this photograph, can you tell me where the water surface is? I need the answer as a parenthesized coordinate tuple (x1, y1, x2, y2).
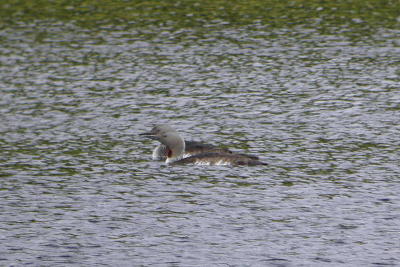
(1, 22, 399, 266)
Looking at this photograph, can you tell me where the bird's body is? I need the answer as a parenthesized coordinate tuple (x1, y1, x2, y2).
(152, 141, 258, 161)
(140, 124, 266, 166)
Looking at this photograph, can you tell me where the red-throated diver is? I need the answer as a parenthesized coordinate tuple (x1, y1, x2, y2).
(140, 124, 267, 166)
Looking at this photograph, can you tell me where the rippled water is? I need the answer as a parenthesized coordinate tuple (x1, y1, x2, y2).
(1, 22, 400, 266)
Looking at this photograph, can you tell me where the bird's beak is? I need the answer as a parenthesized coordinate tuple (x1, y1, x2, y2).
(139, 131, 158, 140)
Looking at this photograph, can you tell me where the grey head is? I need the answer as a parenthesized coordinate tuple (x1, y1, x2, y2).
(140, 124, 175, 139)
(140, 124, 185, 163)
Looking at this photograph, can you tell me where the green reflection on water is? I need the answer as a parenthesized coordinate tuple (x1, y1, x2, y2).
(0, 0, 398, 31)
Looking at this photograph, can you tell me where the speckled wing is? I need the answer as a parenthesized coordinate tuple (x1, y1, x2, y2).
(170, 152, 267, 166)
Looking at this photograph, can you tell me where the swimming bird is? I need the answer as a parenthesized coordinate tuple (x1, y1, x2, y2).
(140, 124, 267, 166)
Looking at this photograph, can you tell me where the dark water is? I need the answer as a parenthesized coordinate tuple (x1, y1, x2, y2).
(1, 23, 399, 266)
